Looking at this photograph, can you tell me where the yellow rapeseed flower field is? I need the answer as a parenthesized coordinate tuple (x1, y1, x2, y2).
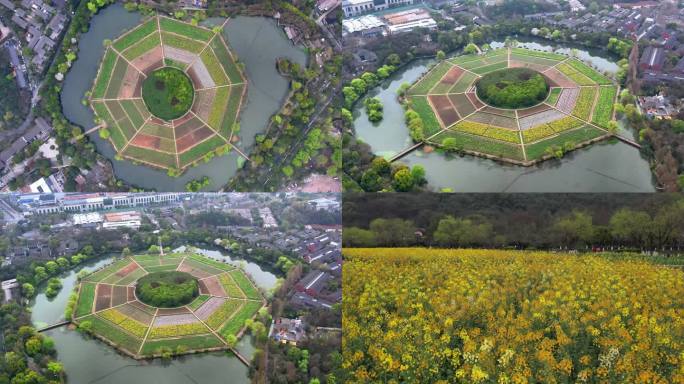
(342, 248, 684, 384)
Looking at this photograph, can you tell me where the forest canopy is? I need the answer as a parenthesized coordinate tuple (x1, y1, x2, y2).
(475, 68, 549, 109)
(135, 271, 199, 307)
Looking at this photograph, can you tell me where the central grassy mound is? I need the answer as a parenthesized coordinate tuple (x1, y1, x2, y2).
(475, 68, 549, 109)
(135, 271, 199, 308)
(142, 67, 194, 120)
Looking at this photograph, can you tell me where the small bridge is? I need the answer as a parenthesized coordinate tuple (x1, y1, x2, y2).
(37, 321, 70, 333)
(229, 347, 250, 366)
(389, 142, 424, 162)
(613, 134, 642, 149)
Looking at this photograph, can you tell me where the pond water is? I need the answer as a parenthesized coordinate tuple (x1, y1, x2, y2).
(353, 43, 655, 192)
(30, 250, 277, 383)
(61, 4, 307, 191)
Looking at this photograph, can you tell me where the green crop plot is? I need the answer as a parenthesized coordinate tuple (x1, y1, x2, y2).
(408, 62, 454, 95)
(592, 86, 617, 128)
(113, 18, 158, 52)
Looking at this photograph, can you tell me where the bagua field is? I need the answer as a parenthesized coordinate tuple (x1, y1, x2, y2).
(68, 251, 264, 358)
(88, 16, 247, 173)
(403, 47, 623, 164)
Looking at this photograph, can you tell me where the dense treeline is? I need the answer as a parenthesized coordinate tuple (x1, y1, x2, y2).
(0, 295, 64, 383)
(343, 193, 684, 251)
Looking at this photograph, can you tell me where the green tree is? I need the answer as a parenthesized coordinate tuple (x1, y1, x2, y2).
(463, 43, 479, 54)
(433, 215, 493, 246)
(392, 168, 415, 192)
(553, 210, 595, 248)
(369, 218, 416, 246)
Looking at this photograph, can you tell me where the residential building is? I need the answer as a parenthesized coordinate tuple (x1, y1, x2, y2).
(269, 317, 305, 345)
(639, 46, 665, 71)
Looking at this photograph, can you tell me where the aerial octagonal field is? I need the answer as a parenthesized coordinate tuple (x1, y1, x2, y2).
(89, 16, 247, 171)
(72, 252, 264, 358)
(405, 47, 620, 164)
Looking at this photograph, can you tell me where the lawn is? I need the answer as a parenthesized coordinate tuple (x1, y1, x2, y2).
(525, 125, 606, 160)
(200, 48, 229, 86)
(188, 254, 235, 272)
(161, 32, 204, 54)
(228, 270, 261, 300)
(91, 49, 117, 99)
(140, 334, 225, 355)
(104, 58, 128, 99)
(207, 87, 230, 130)
(206, 299, 243, 330)
(188, 295, 211, 311)
(511, 48, 566, 61)
(571, 87, 597, 121)
(210, 38, 243, 84)
(408, 61, 454, 95)
(470, 61, 508, 75)
(408, 96, 443, 137)
(218, 301, 262, 338)
(113, 18, 158, 52)
(432, 130, 525, 161)
(178, 134, 226, 168)
(75, 282, 96, 318)
(592, 86, 617, 128)
(82, 315, 143, 354)
(121, 33, 161, 61)
(567, 59, 612, 85)
(84, 259, 132, 283)
(449, 71, 478, 94)
(159, 17, 214, 42)
(218, 273, 245, 298)
(123, 145, 178, 169)
(120, 100, 146, 128)
(220, 85, 244, 138)
(546, 88, 562, 105)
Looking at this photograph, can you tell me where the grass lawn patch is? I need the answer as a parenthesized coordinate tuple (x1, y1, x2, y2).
(113, 18, 158, 52)
(228, 270, 260, 300)
(525, 125, 606, 160)
(75, 282, 96, 317)
(188, 295, 211, 311)
(219, 301, 262, 338)
(91, 49, 118, 99)
(592, 86, 617, 128)
(141, 334, 224, 355)
(159, 17, 213, 42)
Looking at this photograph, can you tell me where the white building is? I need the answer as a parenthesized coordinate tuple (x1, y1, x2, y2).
(102, 211, 141, 229)
(342, 14, 386, 36)
(342, 0, 374, 17)
(259, 207, 278, 228)
(383, 8, 437, 34)
(72, 212, 103, 225)
(1, 279, 19, 303)
(342, 0, 413, 17)
(27, 193, 182, 214)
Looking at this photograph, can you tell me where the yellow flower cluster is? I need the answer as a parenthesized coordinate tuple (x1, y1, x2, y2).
(148, 322, 210, 339)
(99, 308, 149, 338)
(343, 248, 684, 383)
